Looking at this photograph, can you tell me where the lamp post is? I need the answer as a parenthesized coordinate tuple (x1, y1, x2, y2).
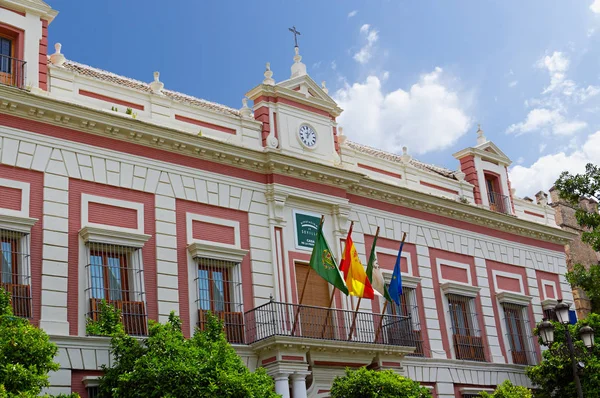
(537, 300, 595, 398)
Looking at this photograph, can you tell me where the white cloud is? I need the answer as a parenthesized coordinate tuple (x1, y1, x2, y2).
(509, 80, 518, 88)
(537, 52, 570, 94)
(353, 24, 379, 64)
(509, 131, 600, 196)
(506, 108, 587, 135)
(331, 61, 337, 70)
(591, 0, 600, 13)
(348, 10, 358, 18)
(312, 61, 322, 69)
(539, 143, 546, 153)
(334, 68, 471, 155)
(382, 71, 390, 81)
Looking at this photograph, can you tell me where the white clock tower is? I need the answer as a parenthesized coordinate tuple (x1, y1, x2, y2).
(246, 46, 343, 165)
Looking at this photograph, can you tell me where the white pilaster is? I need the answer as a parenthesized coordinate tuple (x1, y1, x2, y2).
(39, 172, 70, 335)
(290, 371, 310, 398)
(416, 245, 446, 359)
(274, 373, 291, 398)
(475, 257, 505, 363)
(155, 191, 179, 324)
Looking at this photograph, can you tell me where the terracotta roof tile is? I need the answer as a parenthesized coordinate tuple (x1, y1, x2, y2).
(61, 60, 241, 117)
(345, 141, 458, 180)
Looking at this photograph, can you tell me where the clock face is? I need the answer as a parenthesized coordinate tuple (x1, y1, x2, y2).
(299, 124, 317, 148)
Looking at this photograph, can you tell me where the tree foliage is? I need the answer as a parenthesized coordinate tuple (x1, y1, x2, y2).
(330, 367, 431, 398)
(556, 164, 600, 313)
(85, 300, 124, 336)
(478, 381, 532, 398)
(98, 310, 278, 398)
(526, 313, 600, 398)
(0, 288, 79, 398)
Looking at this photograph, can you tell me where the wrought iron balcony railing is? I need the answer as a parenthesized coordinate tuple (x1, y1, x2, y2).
(487, 191, 511, 215)
(0, 54, 26, 89)
(245, 300, 420, 348)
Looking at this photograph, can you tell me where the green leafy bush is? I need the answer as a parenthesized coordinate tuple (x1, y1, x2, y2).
(330, 367, 431, 398)
(98, 311, 278, 397)
(85, 300, 124, 336)
(479, 381, 532, 398)
(0, 288, 79, 397)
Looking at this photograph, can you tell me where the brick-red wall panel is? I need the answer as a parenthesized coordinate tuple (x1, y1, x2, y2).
(191, 220, 235, 245)
(176, 199, 252, 337)
(71, 370, 103, 398)
(68, 180, 157, 335)
(0, 185, 22, 211)
(88, 201, 138, 230)
(0, 165, 43, 325)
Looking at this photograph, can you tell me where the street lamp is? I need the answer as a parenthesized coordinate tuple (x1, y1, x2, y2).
(536, 300, 595, 398)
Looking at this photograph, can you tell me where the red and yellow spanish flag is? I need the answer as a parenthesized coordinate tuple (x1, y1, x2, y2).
(340, 223, 375, 299)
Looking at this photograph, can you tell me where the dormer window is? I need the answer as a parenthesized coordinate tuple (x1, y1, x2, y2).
(484, 172, 510, 215)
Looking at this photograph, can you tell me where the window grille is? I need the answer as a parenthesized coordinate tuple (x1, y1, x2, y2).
(86, 386, 99, 398)
(447, 294, 486, 361)
(85, 242, 147, 335)
(503, 303, 536, 365)
(0, 229, 32, 318)
(386, 287, 424, 356)
(194, 257, 244, 344)
(543, 308, 557, 322)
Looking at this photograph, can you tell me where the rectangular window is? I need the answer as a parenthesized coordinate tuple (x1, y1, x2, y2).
(447, 294, 486, 361)
(0, 36, 12, 74)
(386, 287, 424, 356)
(0, 229, 31, 318)
(85, 243, 147, 335)
(195, 257, 244, 344)
(503, 303, 535, 365)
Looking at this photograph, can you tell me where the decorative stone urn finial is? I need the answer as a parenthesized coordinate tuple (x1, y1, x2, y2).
(291, 47, 307, 78)
(263, 62, 275, 85)
(240, 97, 252, 118)
(321, 81, 329, 94)
(149, 71, 164, 94)
(401, 146, 412, 163)
(338, 126, 346, 145)
(50, 43, 66, 67)
(476, 124, 487, 145)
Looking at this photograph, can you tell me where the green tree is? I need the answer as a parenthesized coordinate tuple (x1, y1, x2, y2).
(479, 381, 532, 398)
(98, 310, 278, 398)
(330, 367, 431, 398)
(555, 164, 600, 313)
(526, 313, 600, 398)
(0, 288, 79, 398)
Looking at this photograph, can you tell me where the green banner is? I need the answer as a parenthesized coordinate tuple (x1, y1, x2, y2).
(294, 212, 321, 249)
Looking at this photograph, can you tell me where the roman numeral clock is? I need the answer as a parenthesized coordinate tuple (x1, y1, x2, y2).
(298, 124, 317, 148)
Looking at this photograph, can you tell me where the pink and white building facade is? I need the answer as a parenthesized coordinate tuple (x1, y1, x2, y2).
(0, 1, 575, 397)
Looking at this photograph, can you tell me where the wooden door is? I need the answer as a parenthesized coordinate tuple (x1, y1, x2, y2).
(295, 263, 334, 339)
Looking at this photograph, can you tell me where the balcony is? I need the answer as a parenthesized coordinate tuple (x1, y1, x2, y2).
(487, 191, 511, 215)
(244, 301, 420, 350)
(0, 54, 26, 89)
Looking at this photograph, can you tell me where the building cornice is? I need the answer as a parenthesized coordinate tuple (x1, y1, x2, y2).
(0, 0, 58, 22)
(0, 85, 577, 246)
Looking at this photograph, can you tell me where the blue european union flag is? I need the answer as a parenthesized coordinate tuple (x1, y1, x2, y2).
(388, 239, 405, 306)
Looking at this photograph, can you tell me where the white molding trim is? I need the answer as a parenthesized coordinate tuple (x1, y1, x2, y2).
(381, 269, 421, 289)
(440, 281, 480, 298)
(497, 291, 533, 306)
(82, 376, 100, 388)
(492, 270, 525, 295)
(187, 241, 248, 263)
(186, 213, 241, 248)
(541, 279, 558, 301)
(436, 258, 472, 285)
(79, 226, 151, 248)
(0, 214, 37, 233)
(460, 387, 495, 394)
(0, 178, 30, 217)
(541, 298, 558, 310)
(81, 193, 145, 234)
(376, 246, 412, 276)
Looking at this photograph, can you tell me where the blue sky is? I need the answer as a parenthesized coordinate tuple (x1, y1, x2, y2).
(47, 0, 600, 196)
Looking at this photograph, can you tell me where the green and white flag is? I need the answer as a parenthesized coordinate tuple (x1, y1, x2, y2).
(309, 221, 349, 296)
(366, 232, 393, 303)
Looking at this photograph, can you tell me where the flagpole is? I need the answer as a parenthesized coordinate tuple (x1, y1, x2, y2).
(347, 296, 362, 340)
(320, 287, 337, 338)
(291, 215, 325, 336)
(373, 231, 406, 343)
